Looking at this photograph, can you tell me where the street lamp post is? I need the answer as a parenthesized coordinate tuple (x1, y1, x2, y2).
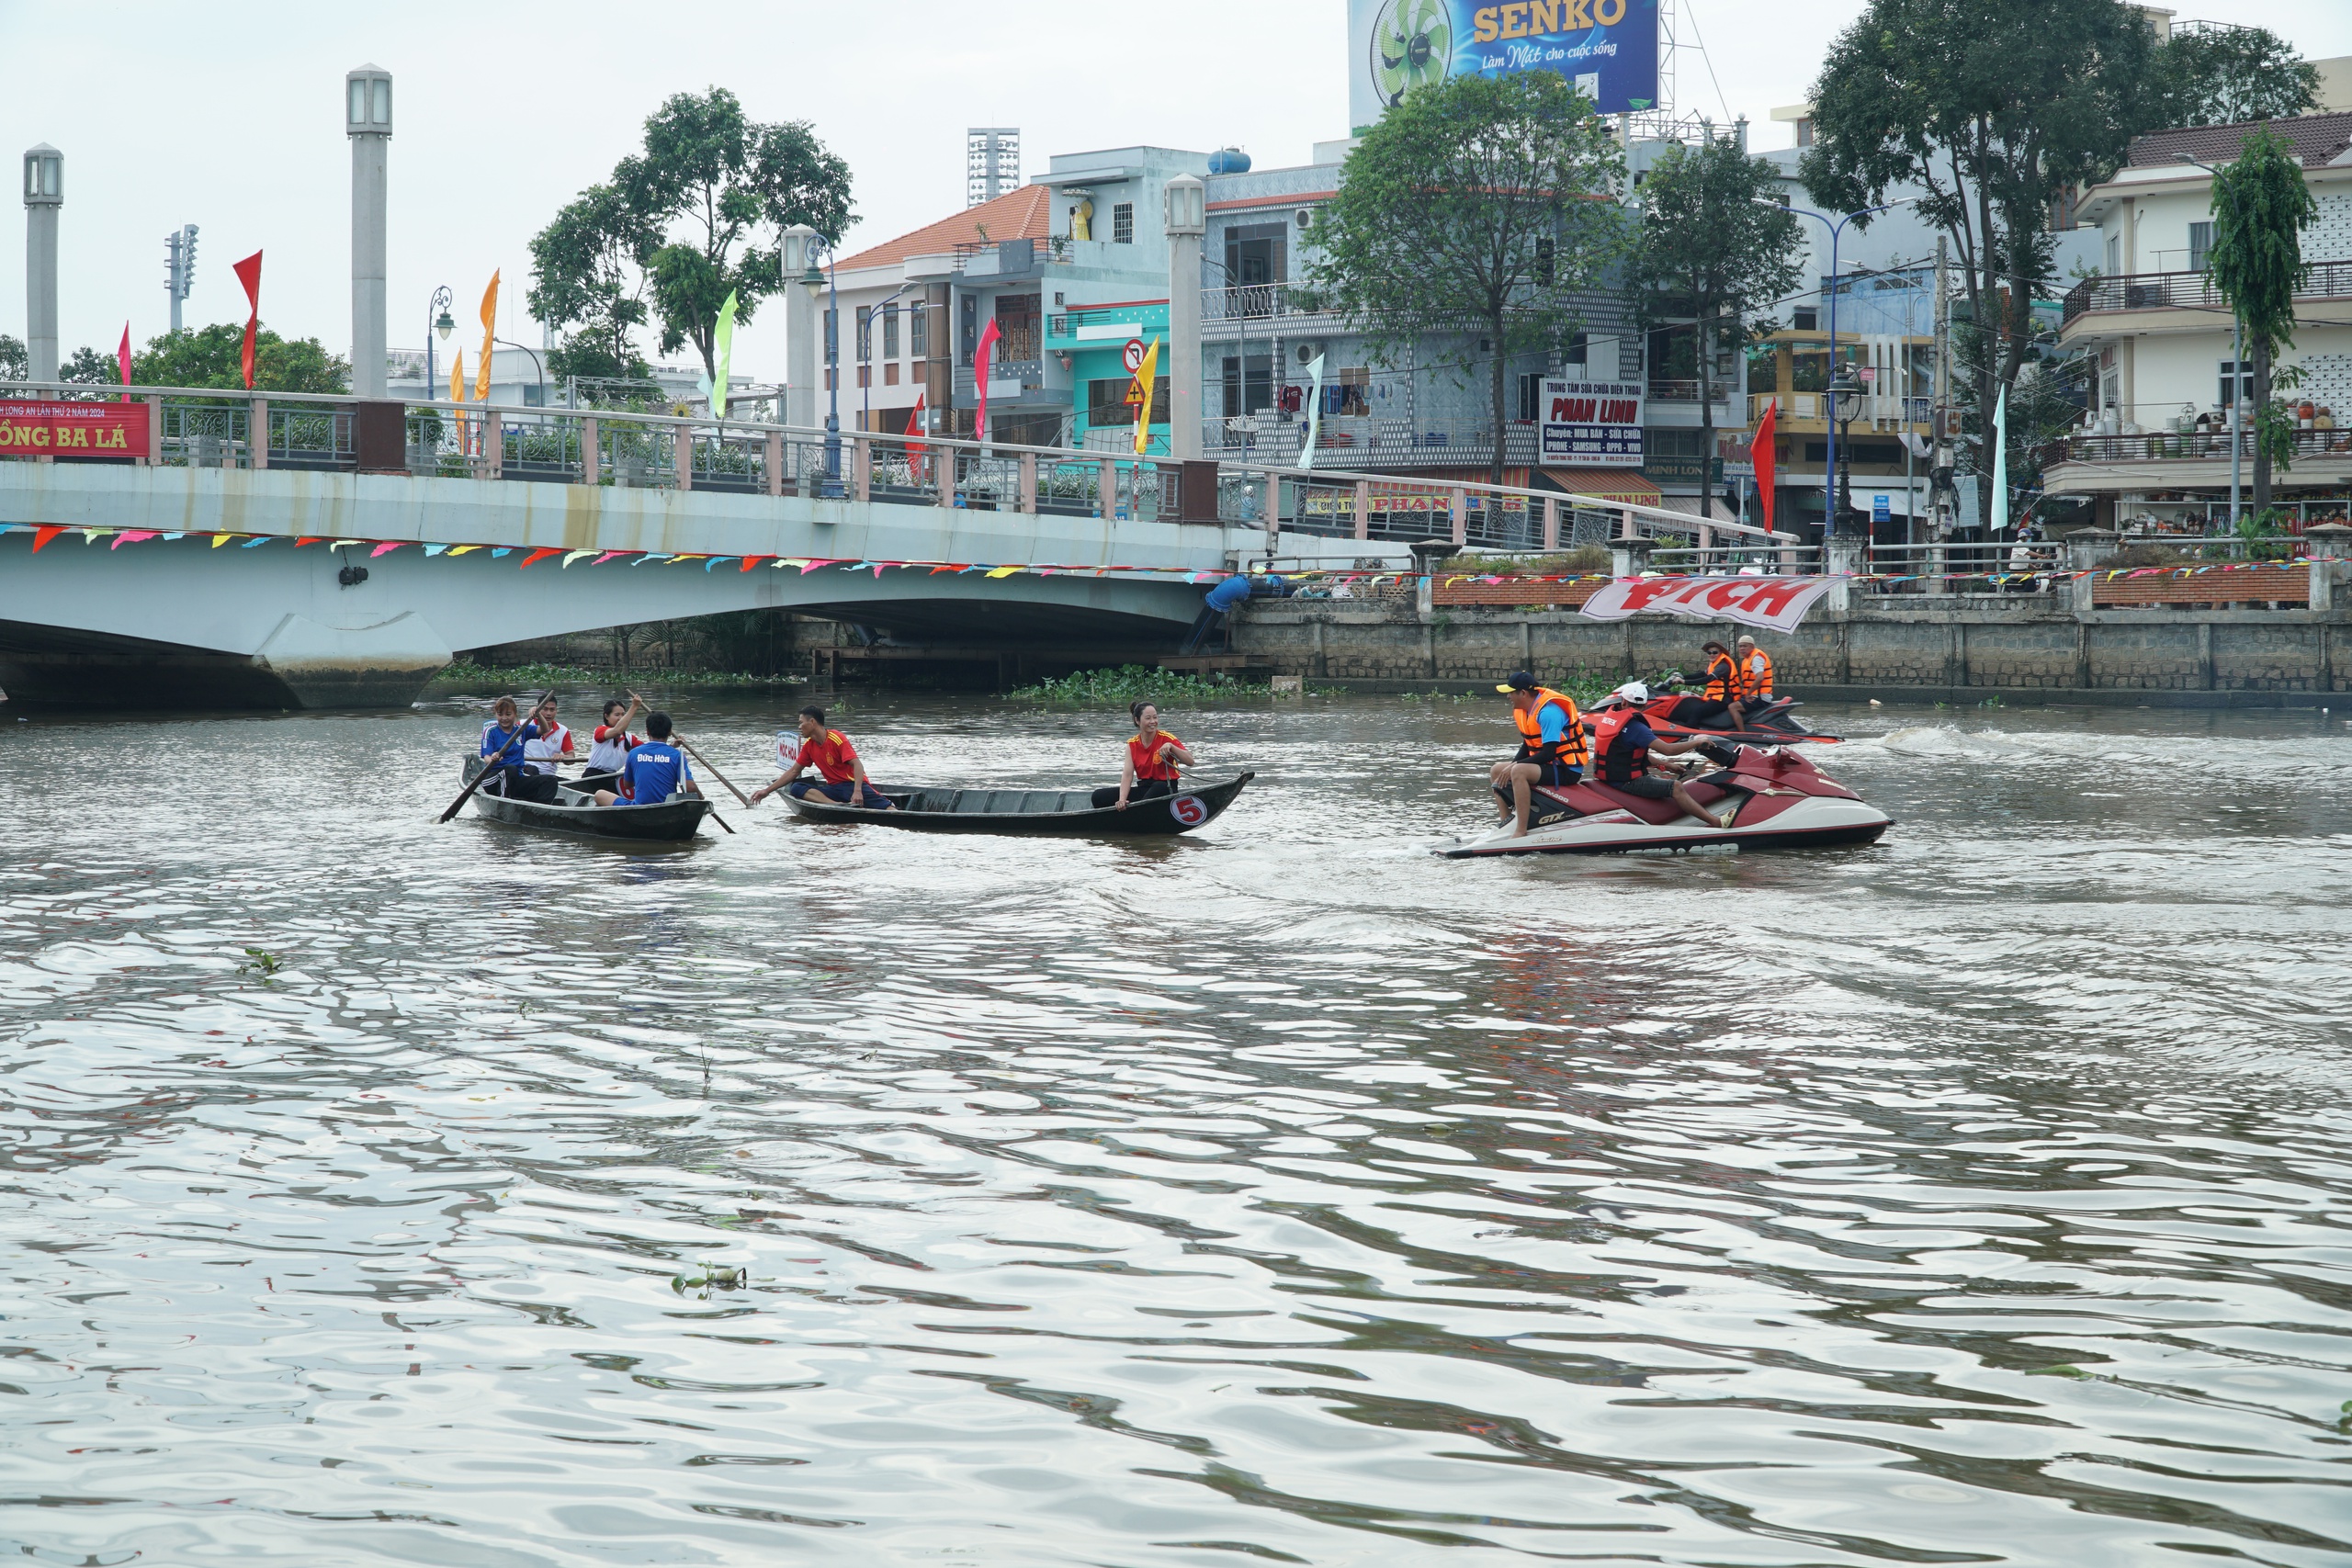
(345, 64, 393, 399)
(1828, 368, 1864, 536)
(495, 337, 546, 405)
(860, 283, 915, 436)
(22, 143, 62, 385)
(799, 240, 843, 497)
(1767, 197, 1912, 537)
(425, 286, 454, 394)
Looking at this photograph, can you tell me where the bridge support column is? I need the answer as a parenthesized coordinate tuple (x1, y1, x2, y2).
(764, 429, 782, 496)
(345, 65, 392, 399)
(673, 426, 692, 491)
(853, 437, 870, 502)
(1451, 487, 1467, 547)
(1100, 460, 1117, 522)
(484, 412, 502, 479)
(1543, 495, 1559, 550)
(1164, 174, 1205, 462)
(250, 399, 269, 469)
(1355, 479, 1372, 542)
(23, 143, 62, 385)
(582, 417, 600, 484)
(1020, 453, 1038, 513)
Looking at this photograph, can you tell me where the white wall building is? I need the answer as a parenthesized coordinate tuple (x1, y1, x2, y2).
(2046, 110, 2352, 529)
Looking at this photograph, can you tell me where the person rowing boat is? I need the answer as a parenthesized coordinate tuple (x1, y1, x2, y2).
(592, 711, 703, 808)
(522, 695, 578, 783)
(582, 695, 645, 797)
(1093, 702, 1194, 810)
(479, 696, 560, 804)
(749, 705, 893, 810)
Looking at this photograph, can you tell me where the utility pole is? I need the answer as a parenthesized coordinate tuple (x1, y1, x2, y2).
(22, 144, 62, 384)
(164, 224, 198, 333)
(345, 65, 393, 399)
(1930, 234, 1952, 592)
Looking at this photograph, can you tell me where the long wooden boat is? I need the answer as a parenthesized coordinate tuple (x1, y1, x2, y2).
(458, 757, 710, 842)
(780, 772, 1254, 836)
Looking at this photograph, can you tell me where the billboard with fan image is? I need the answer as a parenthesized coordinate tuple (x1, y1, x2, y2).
(1348, 0, 1660, 131)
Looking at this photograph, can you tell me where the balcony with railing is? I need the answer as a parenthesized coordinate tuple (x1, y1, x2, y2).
(1200, 282, 1344, 331)
(1747, 391, 1929, 431)
(2060, 258, 2352, 330)
(1205, 413, 1539, 468)
(2050, 427, 2351, 466)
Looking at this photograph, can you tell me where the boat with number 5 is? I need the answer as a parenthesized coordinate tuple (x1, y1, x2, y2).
(779, 773, 1254, 836)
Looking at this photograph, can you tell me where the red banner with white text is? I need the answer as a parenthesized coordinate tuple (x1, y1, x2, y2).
(1578, 574, 1838, 632)
(0, 400, 150, 458)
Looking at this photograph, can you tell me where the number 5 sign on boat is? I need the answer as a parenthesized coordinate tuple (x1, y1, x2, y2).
(1169, 795, 1208, 828)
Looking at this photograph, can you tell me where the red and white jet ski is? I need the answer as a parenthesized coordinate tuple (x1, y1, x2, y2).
(1585, 677, 1837, 749)
(1435, 744, 1891, 858)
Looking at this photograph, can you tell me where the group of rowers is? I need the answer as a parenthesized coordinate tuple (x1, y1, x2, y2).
(1488, 635, 1773, 838)
(475, 693, 1198, 814)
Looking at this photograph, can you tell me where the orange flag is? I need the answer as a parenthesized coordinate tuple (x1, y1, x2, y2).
(475, 272, 499, 401)
(448, 348, 466, 402)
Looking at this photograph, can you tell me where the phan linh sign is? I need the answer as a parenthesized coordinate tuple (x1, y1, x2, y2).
(1540, 378, 1643, 467)
(1348, 0, 1660, 131)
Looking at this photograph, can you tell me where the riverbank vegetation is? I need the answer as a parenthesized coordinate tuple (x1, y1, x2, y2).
(1009, 666, 1257, 705)
(428, 660, 805, 694)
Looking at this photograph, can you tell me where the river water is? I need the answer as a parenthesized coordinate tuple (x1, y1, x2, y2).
(4, 691, 2349, 1567)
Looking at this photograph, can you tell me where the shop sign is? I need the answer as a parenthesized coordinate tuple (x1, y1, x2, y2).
(0, 400, 150, 457)
(1542, 378, 1644, 465)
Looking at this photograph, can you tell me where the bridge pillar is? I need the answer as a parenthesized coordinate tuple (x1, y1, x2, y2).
(1164, 174, 1205, 462)
(22, 143, 62, 384)
(764, 429, 782, 496)
(345, 66, 393, 400)
(781, 226, 820, 431)
(583, 417, 602, 484)
(1019, 453, 1038, 513)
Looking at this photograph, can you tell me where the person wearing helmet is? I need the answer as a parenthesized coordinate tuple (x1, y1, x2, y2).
(1488, 671, 1590, 837)
(1594, 682, 1724, 829)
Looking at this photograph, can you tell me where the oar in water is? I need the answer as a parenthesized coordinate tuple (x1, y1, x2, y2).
(438, 694, 546, 823)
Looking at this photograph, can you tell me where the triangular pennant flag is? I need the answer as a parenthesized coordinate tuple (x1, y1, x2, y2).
(81, 529, 113, 544)
(491, 547, 512, 558)
(635, 553, 674, 565)
(985, 565, 1021, 579)
(591, 550, 626, 565)
(447, 545, 481, 557)
(561, 549, 595, 568)
(370, 541, 404, 558)
(294, 536, 322, 547)
(740, 556, 770, 571)
(424, 544, 447, 556)
(110, 531, 158, 550)
(31, 526, 63, 552)
(330, 539, 365, 550)
(704, 557, 740, 571)
(518, 547, 562, 569)
(212, 534, 239, 547)
(242, 535, 271, 547)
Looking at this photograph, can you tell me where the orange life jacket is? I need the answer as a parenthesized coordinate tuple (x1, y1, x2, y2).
(1512, 688, 1590, 770)
(1130, 729, 1182, 782)
(1703, 652, 1743, 704)
(1740, 649, 1774, 701)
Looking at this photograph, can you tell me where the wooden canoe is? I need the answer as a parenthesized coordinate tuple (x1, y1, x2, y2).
(458, 756, 710, 842)
(779, 772, 1253, 836)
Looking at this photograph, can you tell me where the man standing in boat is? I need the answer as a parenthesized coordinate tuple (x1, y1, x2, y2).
(749, 705, 893, 810)
(592, 712, 702, 808)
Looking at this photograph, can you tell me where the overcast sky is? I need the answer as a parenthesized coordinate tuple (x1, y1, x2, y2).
(5, 0, 2348, 381)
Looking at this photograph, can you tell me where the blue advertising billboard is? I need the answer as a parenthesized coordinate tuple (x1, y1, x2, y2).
(1349, 0, 1661, 131)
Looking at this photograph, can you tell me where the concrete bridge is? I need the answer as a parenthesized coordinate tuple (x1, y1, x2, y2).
(0, 384, 1780, 708)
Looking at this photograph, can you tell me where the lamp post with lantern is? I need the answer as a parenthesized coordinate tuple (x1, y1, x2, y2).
(424, 287, 455, 395)
(798, 238, 843, 497)
(345, 65, 392, 398)
(23, 143, 62, 384)
(1828, 368, 1864, 538)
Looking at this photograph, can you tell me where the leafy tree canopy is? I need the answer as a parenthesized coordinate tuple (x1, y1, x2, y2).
(0, 333, 26, 381)
(2151, 24, 2321, 129)
(1304, 69, 1628, 483)
(60, 345, 120, 386)
(130, 324, 351, 393)
(2208, 124, 2317, 509)
(530, 87, 853, 383)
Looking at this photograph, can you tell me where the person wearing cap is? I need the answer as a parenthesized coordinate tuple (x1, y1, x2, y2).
(1736, 636, 1774, 705)
(1668, 640, 1748, 732)
(1595, 681, 1725, 829)
(1487, 671, 1590, 837)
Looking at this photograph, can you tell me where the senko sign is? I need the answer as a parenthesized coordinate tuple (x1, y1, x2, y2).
(0, 400, 150, 457)
(1540, 378, 1644, 466)
(1349, 0, 1660, 130)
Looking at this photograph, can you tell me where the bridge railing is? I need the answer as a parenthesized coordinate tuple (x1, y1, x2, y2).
(2, 380, 1793, 554)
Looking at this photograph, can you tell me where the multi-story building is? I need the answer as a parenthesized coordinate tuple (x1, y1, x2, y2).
(2044, 109, 2352, 530)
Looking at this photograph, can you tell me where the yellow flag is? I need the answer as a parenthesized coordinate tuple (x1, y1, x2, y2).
(475, 271, 499, 402)
(1129, 335, 1160, 455)
(448, 348, 466, 402)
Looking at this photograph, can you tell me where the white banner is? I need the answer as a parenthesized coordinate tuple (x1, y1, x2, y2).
(1541, 378, 1644, 466)
(1577, 575, 1839, 632)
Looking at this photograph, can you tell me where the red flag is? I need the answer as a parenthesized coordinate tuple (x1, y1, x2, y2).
(905, 391, 927, 482)
(117, 322, 132, 401)
(232, 251, 264, 389)
(972, 320, 1001, 444)
(1748, 399, 1777, 534)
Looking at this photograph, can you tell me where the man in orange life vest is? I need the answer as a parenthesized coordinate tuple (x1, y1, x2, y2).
(1736, 635, 1774, 705)
(1668, 639, 1749, 732)
(749, 705, 894, 810)
(1488, 671, 1591, 837)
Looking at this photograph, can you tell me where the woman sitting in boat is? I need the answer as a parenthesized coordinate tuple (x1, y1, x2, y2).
(522, 695, 578, 785)
(1093, 702, 1194, 810)
(592, 712, 701, 808)
(480, 696, 559, 803)
(748, 706, 893, 810)
(582, 696, 645, 796)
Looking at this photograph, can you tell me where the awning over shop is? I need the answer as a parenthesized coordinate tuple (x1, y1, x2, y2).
(1538, 467, 1661, 505)
(1661, 495, 1738, 523)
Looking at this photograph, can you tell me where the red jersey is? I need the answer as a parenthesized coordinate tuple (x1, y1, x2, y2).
(1129, 729, 1182, 783)
(800, 728, 860, 784)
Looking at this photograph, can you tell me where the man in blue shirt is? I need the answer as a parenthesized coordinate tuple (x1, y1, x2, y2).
(594, 711, 702, 808)
(1488, 671, 1591, 836)
(479, 695, 559, 804)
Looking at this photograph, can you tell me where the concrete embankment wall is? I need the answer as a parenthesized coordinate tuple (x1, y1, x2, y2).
(1230, 595, 2352, 698)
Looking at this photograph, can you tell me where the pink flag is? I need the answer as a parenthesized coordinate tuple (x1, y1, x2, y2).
(117, 322, 132, 401)
(972, 319, 1002, 444)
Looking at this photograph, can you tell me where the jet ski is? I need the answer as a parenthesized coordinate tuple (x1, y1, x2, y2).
(1435, 744, 1891, 857)
(1588, 671, 1836, 748)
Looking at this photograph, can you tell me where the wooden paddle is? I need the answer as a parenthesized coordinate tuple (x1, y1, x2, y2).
(438, 695, 545, 823)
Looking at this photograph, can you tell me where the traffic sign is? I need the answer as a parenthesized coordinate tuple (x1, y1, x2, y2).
(1871, 493, 1891, 524)
(1122, 338, 1145, 374)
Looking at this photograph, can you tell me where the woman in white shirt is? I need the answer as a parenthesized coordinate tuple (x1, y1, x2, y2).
(523, 695, 578, 783)
(582, 695, 644, 795)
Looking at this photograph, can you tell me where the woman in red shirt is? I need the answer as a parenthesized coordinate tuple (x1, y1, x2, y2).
(1092, 702, 1194, 810)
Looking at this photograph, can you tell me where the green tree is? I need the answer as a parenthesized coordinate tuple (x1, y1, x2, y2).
(2152, 24, 2321, 129)
(59, 345, 120, 386)
(1802, 0, 2155, 530)
(130, 324, 351, 393)
(531, 88, 852, 386)
(0, 333, 26, 381)
(1303, 70, 1627, 484)
(2207, 125, 2316, 513)
(1624, 140, 1804, 512)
